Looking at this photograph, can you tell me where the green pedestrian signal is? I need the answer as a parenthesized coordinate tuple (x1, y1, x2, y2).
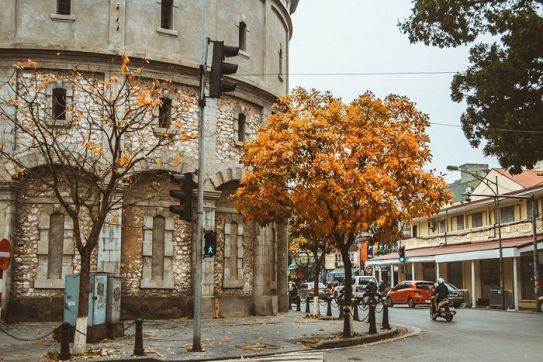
(203, 230, 217, 257)
(399, 246, 406, 263)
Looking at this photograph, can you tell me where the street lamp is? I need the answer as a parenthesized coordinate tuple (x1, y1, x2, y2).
(447, 165, 506, 310)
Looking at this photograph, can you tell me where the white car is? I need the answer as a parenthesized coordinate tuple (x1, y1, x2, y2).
(333, 276, 378, 301)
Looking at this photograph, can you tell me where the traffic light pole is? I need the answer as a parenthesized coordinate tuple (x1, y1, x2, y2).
(192, 0, 207, 352)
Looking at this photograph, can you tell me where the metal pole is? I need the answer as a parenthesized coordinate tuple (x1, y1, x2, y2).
(495, 176, 505, 310)
(192, 0, 207, 352)
(531, 196, 540, 312)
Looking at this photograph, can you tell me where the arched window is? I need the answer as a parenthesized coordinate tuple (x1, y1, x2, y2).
(152, 215, 166, 279)
(57, 0, 71, 15)
(239, 22, 247, 51)
(237, 113, 246, 142)
(159, 97, 172, 128)
(52, 88, 67, 120)
(47, 213, 65, 279)
(161, 0, 173, 30)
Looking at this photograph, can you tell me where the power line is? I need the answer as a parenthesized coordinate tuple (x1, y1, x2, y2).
(238, 71, 464, 76)
(430, 121, 543, 134)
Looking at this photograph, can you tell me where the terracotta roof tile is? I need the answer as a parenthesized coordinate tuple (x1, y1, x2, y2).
(494, 168, 543, 189)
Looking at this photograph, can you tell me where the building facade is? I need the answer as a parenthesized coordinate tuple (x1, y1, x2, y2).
(0, 0, 299, 321)
(367, 167, 543, 310)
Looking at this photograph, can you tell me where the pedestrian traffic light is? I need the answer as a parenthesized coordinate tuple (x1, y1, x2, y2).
(169, 173, 194, 221)
(399, 246, 406, 263)
(203, 230, 217, 257)
(209, 40, 239, 98)
(378, 242, 385, 254)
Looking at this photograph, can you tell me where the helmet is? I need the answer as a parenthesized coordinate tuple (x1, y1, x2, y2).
(437, 278, 445, 284)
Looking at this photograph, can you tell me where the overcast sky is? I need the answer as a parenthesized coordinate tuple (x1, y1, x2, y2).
(289, 0, 500, 182)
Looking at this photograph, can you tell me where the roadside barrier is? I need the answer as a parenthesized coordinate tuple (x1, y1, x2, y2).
(133, 319, 145, 356)
(353, 300, 360, 321)
(0, 323, 57, 341)
(381, 299, 391, 330)
(59, 322, 71, 361)
(368, 300, 377, 334)
(305, 296, 311, 313)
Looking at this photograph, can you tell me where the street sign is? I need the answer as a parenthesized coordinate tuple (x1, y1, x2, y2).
(0, 239, 12, 271)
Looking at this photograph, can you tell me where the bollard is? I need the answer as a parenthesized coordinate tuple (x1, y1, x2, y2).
(326, 298, 332, 317)
(368, 300, 377, 334)
(382, 298, 391, 329)
(305, 296, 311, 313)
(59, 322, 71, 361)
(296, 296, 301, 312)
(289, 296, 292, 310)
(338, 302, 344, 318)
(353, 299, 360, 321)
(133, 319, 145, 356)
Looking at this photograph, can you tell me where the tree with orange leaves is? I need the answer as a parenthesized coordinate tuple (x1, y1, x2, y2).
(233, 87, 451, 337)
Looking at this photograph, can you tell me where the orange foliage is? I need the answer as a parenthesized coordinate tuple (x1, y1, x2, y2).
(233, 87, 451, 245)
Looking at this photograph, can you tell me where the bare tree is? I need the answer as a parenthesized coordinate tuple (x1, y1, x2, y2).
(0, 56, 195, 353)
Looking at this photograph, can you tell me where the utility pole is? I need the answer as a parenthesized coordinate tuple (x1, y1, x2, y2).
(192, 0, 207, 352)
(531, 196, 540, 312)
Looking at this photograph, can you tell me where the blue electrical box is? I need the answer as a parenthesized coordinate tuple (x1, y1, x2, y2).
(64, 272, 109, 326)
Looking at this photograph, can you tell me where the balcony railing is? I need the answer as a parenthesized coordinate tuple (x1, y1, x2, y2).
(404, 218, 541, 248)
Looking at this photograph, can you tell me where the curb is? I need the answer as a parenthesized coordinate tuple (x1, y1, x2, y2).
(96, 323, 419, 362)
(314, 328, 400, 349)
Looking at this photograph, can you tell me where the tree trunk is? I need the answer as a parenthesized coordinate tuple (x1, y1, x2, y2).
(339, 244, 353, 338)
(312, 250, 320, 317)
(74, 248, 92, 354)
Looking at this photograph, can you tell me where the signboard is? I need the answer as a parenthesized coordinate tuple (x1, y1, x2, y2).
(0, 239, 12, 271)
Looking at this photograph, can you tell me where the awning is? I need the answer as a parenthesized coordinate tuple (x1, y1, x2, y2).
(288, 263, 298, 270)
(365, 235, 542, 266)
(327, 267, 358, 277)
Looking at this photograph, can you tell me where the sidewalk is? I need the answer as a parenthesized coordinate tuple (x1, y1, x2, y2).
(0, 311, 403, 361)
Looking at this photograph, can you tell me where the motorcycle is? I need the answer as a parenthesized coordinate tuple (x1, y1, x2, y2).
(430, 297, 456, 322)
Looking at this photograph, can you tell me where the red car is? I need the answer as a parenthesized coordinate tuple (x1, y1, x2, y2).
(386, 280, 434, 308)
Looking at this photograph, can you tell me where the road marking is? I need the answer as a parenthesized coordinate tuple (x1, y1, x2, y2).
(222, 351, 324, 361)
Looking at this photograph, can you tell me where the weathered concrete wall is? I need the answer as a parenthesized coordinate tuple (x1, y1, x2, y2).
(0, 0, 294, 97)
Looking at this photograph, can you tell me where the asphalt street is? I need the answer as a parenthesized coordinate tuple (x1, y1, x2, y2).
(324, 305, 543, 361)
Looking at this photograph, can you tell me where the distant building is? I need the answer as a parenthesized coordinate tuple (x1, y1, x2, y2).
(367, 167, 543, 310)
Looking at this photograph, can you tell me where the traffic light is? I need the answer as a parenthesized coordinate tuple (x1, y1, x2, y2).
(367, 243, 374, 258)
(203, 230, 217, 257)
(169, 173, 194, 221)
(378, 242, 385, 254)
(399, 246, 406, 263)
(209, 41, 239, 98)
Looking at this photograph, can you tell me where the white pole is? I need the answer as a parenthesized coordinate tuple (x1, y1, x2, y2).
(513, 257, 519, 311)
(436, 262, 440, 281)
(378, 266, 382, 282)
(411, 263, 415, 281)
(192, 0, 207, 352)
(471, 260, 477, 308)
(390, 264, 395, 287)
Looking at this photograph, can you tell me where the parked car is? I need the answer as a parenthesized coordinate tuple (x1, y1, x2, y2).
(445, 283, 466, 308)
(539, 296, 543, 312)
(333, 276, 378, 301)
(299, 282, 328, 299)
(386, 280, 434, 308)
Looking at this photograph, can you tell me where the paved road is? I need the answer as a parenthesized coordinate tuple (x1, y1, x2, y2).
(325, 305, 543, 361)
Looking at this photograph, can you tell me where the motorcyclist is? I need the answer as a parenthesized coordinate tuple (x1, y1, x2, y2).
(432, 278, 449, 313)
(289, 281, 299, 303)
(378, 280, 387, 295)
(325, 282, 334, 299)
